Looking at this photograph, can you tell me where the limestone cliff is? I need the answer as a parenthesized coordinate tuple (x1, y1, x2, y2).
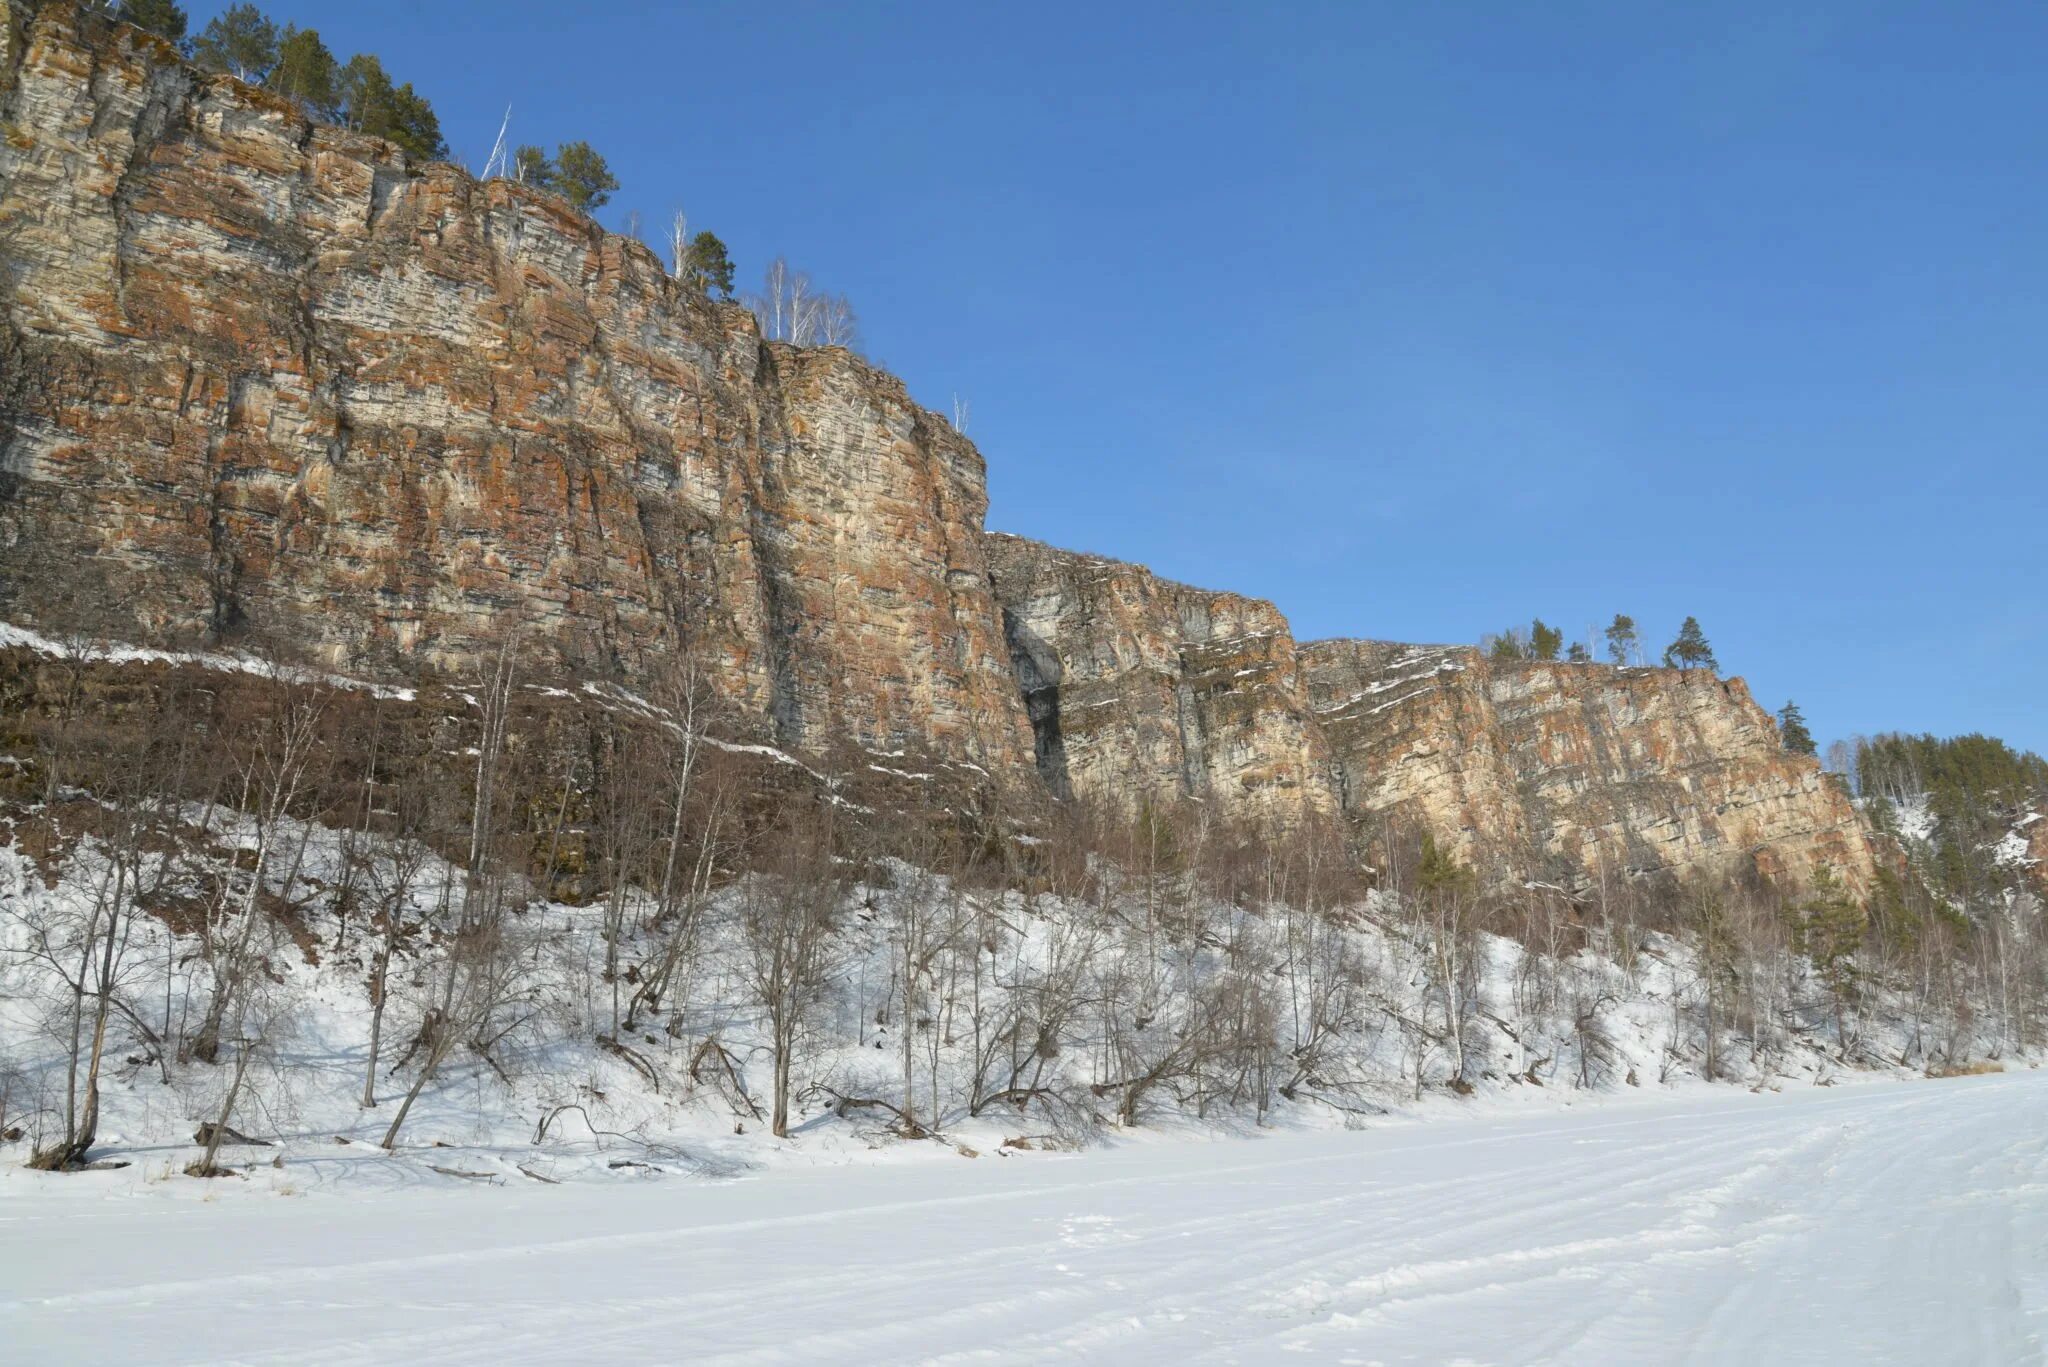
(985, 534, 1335, 822)
(0, 2, 1878, 896)
(1299, 641, 1877, 892)
(981, 537, 1873, 892)
(0, 0, 1033, 776)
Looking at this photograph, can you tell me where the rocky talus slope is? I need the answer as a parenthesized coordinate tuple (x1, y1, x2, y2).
(0, 1, 1875, 892)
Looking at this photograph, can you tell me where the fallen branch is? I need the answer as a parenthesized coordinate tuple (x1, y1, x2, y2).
(532, 1102, 692, 1162)
(193, 1122, 272, 1148)
(687, 1035, 761, 1120)
(429, 1164, 501, 1183)
(820, 1086, 928, 1138)
(598, 1035, 661, 1093)
(971, 1086, 1059, 1115)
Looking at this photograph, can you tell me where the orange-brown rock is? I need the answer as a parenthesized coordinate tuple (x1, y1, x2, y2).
(0, 2, 1879, 896)
(985, 534, 1335, 822)
(0, 1, 1033, 777)
(1299, 640, 1877, 892)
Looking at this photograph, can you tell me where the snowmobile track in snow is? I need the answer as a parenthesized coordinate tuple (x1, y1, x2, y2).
(4, 1071, 2046, 1365)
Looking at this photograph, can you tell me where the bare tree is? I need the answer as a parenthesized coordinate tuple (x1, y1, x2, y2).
(188, 965, 298, 1177)
(667, 209, 690, 279)
(749, 257, 811, 343)
(748, 256, 860, 350)
(19, 788, 155, 1168)
(480, 105, 512, 180)
(359, 763, 436, 1109)
(739, 804, 843, 1138)
(624, 641, 734, 1031)
(811, 291, 858, 348)
(17, 675, 198, 1168)
(184, 665, 332, 1066)
(378, 643, 534, 1150)
(588, 704, 662, 1040)
(968, 902, 1100, 1121)
(876, 846, 979, 1136)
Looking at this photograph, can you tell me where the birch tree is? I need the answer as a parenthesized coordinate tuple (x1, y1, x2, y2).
(378, 643, 533, 1150)
(739, 804, 842, 1138)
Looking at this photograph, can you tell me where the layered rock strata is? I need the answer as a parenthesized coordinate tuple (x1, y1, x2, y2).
(1298, 640, 1877, 891)
(0, 0, 1033, 775)
(0, 1, 1877, 894)
(984, 534, 1335, 823)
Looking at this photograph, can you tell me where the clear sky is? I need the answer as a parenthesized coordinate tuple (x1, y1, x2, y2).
(191, 1, 2047, 755)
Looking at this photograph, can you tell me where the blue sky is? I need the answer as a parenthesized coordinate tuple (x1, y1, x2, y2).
(192, 2, 2047, 755)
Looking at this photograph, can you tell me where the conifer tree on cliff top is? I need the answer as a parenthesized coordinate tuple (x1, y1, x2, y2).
(552, 141, 619, 211)
(1663, 617, 1717, 674)
(338, 54, 447, 161)
(115, 0, 189, 47)
(268, 25, 340, 119)
(193, 3, 277, 81)
(1604, 613, 1638, 666)
(683, 232, 736, 298)
(1777, 701, 1818, 757)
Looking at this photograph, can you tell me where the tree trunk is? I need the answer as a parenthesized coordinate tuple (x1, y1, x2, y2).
(771, 1043, 792, 1139)
(33, 994, 112, 1170)
(380, 1063, 434, 1150)
(192, 1041, 255, 1176)
(362, 940, 391, 1108)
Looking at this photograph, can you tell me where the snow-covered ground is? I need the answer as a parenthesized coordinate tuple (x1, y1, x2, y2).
(5, 1069, 2044, 1366)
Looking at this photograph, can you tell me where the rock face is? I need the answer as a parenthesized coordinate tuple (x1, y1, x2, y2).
(0, 0, 1033, 776)
(2017, 815, 2048, 902)
(0, 2, 1877, 894)
(981, 537, 1873, 891)
(1298, 641, 1877, 891)
(985, 534, 1335, 822)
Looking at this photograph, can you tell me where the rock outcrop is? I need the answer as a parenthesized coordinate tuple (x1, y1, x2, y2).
(0, 0, 1033, 777)
(2013, 814, 2047, 902)
(0, 1, 1878, 895)
(1299, 641, 1877, 891)
(985, 534, 1335, 822)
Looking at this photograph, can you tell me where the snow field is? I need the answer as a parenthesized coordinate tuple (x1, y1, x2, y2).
(3, 1070, 2044, 1365)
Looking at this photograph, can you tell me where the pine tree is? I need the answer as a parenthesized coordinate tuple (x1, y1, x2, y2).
(512, 144, 557, 190)
(339, 55, 447, 161)
(193, 3, 278, 81)
(268, 25, 338, 118)
(1796, 869, 1866, 1048)
(1566, 641, 1590, 663)
(1486, 631, 1525, 662)
(1529, 619, 1563, 661)
(115, 0, 189, 46)
(1777, 700, 1817, 757)
(1663, 616, 1717, 674)
(552, 142, 619, 212)
(683, 231, 735, 298)
(1604, 613, 1637, 666)
(1417, 832, 1472, 896)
